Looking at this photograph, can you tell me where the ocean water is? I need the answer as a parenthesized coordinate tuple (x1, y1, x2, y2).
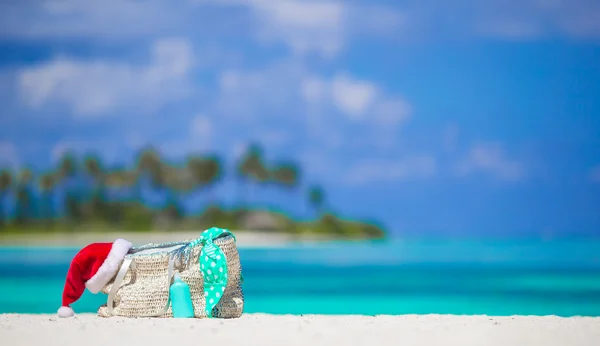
(2, 238, 600, 316)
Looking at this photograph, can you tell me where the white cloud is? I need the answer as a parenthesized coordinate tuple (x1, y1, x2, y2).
(344, 155, 437, 185)
(214, 60, 307, 121)
(0, 0, 192, 40)
(1, 0, 599, 50)
(0, 141, 20, 169)
(210, 59, 414, 176)
(208, 59, 415, 182)
(250, 0, 345, 58)
(149, 114, 217, 159)
(301, 148, 436, 186)
(249, 0, 600, 45)
(456, 143, 524, 181)
(371, 98, 412, 127)
(17, 38, 194, 117)
(213, 60, 412, 153)
(196, 0, 406, 57)
(302, 72, 411, 126)
(331, 74, 377, 118)
(253, 0, 342, 30)
(0, 0, 407, 58)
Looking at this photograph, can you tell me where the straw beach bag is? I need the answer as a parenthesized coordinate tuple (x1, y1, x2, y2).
(96, 227, 244, 318)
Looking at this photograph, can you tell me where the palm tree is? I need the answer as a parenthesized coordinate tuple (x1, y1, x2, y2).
(135, 147, 165, 205)
(83, 154, 106, 220)
(39, 173, 55, 225)
(186, 154, 223, 210)
(58, 152, 77, 180)
(204, 155, 223, 201)
(163, 163, 191, 192)
(270, 162, 300, 189)
(57, 152, 80, 223)
(186, 155, 209, 191)
(162, 162, 192, 222)
(235, 149, 249, 207)
(104, 167, 136, 224)
(137, 150, 188, 226)
(105, 166, 138, 204)
(83, 154, 103, 183)
(14, 168, 33, 225)
(105, 168, 136, 189)
(136, 148, 162, 184)
(236, 143, 268, 206)
(0, 170, 13, 228)
(308, 185, 325, 218)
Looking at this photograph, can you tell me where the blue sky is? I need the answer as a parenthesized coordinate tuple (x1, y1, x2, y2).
(1, 0, 599, 237)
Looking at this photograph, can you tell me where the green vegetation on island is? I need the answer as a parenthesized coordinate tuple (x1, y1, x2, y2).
(0, 143, 386, 240)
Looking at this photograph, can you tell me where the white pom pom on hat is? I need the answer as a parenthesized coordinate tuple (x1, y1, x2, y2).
(57, 306, 74, 318)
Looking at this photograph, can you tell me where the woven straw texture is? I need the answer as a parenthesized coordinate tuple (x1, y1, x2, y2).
(97, 235, 244, 318)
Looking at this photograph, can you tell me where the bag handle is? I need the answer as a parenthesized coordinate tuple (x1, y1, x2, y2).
(107, 255, 176, 317)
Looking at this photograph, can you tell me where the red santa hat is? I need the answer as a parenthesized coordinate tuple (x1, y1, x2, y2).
(57, 238, 132, 318)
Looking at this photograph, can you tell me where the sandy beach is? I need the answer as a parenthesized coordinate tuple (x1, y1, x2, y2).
(1, 314, 599, 346)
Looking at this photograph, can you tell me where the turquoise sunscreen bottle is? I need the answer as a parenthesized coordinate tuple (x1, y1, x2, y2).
(170, 273, 194, 318)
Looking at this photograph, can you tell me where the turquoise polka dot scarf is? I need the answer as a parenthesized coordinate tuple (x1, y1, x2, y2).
(198, 227, 235, 317)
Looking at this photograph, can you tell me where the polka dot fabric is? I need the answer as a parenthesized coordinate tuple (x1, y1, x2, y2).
(199, 227, 233, 317)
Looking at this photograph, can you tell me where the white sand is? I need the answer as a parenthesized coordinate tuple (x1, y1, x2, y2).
(1, 314, 599, 346)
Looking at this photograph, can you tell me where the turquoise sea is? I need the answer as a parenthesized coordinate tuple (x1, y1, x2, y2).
(2, 238, 600, 316)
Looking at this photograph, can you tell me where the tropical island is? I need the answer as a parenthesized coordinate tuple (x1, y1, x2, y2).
(0, 143, 386, 243)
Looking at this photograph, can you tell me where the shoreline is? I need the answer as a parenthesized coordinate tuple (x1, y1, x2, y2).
(1, 313, 599, 346)
(0, 230, 336, 248)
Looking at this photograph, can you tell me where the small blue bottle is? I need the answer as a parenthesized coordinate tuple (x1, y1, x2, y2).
(170, 273, 194, 318)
